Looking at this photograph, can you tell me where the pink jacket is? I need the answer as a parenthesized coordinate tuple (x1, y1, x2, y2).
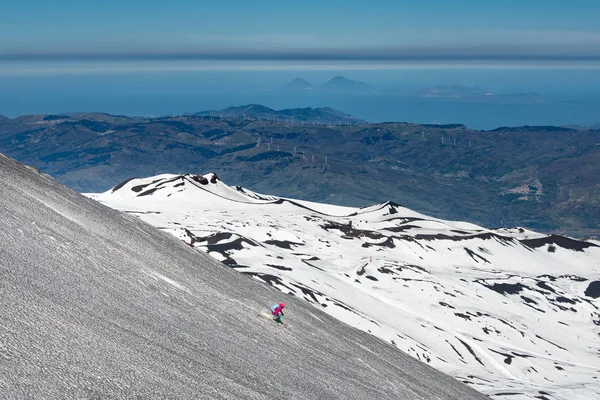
(270, 303, 285, 316)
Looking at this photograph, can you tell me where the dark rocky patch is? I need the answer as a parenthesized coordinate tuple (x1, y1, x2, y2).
(536, 281, 556, 293)
(131, 178, 163, 193)
(464, 248, 490, 264)
(386, 204, 398, 214)
(523, 303, 546, 313)
(206, 237, 259, 253)
(197, 232, 233, 244)
(585, 281, 600, 299)
(365, 275, 378, 281)
(477, 247, 492, 255)
(555, 296, 576, 304)
(132, 183, 151, 193)
(456, 338, 484, 365)
(535, 335, 567, 351)
(182, 228, 199, 245)
(112, 177, 136, 193)
(301, 259, 325, 271)
(439, 302, 455, 309)
(451, 230, 470, 234)
(413, 232, 514, 247)
(498, 318, 518, 330)
(454, 313, 471, 321)
(138, 187, 160, 197)
(520, 234, 599, 252)
(548, 302, 575, 312)
(489, 349, 513, 365)
(371, 216, 424, 224)
(521, 295, 538, 305)
(512, 351, 533, 359)
(445, 340, 464, 359)
(154, 175, 185, 188)
(555, 365, 564, 371)
(402, 264, 429, 274)
(385, 225, 420, 233)
(264, 240, 304, 250)
(483, 326, 501, 335)
(377, 266, 396, 274)
(221, 256, 240, 266)
(290, 282, 323, 304)
(191, 175, 209, 185)
(560, 275, 587, 282)
(320, 220, 383, 240)
(266, 264, 292, 271)
(356, 263, 367, 276)
(482, 282, 527, 295)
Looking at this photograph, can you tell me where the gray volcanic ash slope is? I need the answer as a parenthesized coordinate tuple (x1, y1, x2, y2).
(0, 154, 486, 399)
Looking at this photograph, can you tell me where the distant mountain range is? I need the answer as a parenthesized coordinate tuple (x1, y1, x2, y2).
(408, 85, 493, 99)
(406, 85, 550, 104)
(285, 76, 375, 94)
(280, 80, 548, 104)
(194, 104, 366, 125)
(1, 109, 598, 236)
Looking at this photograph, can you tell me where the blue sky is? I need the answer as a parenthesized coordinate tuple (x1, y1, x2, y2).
(2, 0, 600, 69)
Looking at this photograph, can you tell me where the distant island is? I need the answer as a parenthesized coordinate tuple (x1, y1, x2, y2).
(285, 76, 375, 94)
(282, 80, 549, 104)
(405, 85, 550, 105)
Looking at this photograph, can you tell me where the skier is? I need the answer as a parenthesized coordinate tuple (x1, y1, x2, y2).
(270, 302, 285, 324)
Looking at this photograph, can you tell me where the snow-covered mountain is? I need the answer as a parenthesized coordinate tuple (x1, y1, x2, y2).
(88, 173, 600, 400)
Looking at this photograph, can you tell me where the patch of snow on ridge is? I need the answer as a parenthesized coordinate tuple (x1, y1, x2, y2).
(87, 173, 600, 400)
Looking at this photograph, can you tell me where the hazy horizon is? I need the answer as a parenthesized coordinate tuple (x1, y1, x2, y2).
(2, 1, 600, 129)
(2, 68, 600, 129)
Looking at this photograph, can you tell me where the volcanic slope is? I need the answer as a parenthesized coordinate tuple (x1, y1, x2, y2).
(0, 153, 488, 399)
(89, 173, 600, 400)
